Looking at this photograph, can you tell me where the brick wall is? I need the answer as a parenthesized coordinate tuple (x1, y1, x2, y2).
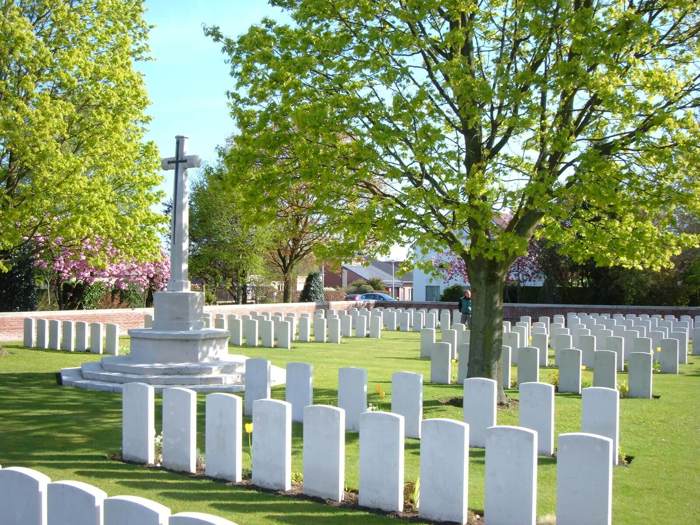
(0, 301, 359, 342)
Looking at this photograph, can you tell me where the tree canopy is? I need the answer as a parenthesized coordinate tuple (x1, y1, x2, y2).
(190, 163, 270, 304)
(208, 0, 700, 386)
(0, 0, 164, 269)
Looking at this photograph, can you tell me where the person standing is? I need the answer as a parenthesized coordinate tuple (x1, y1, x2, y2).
(458, 288, 472, 328)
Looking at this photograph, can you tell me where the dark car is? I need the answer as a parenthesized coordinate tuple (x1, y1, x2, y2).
(359, 292, 397, 301)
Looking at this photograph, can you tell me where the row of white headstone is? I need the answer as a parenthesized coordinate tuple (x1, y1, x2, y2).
(0, 465, 236, 525)
(121, 380, 615, 525)
(22, 318, 120, 355)
(241, 359, 620, 461)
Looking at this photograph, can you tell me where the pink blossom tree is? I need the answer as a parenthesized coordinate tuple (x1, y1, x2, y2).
(34, 237, 169, 309)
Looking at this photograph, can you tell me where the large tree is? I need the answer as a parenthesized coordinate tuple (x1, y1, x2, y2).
(190, 164, 270, 304)
(0, 0, 164, 269)
(208, 1, 700, 396)
(221, 139, 359, 302)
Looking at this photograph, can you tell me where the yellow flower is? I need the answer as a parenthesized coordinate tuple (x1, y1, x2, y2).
(655, 347, 661, 353)
(379, 390, 386, 400)
(245, 422, 253, 434)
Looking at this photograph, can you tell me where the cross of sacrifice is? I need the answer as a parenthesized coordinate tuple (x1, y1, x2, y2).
(161, 135, 201, 292)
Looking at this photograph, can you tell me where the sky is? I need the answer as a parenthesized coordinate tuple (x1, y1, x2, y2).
(137, 0, 408, 261)
(137, 0, 287, 194)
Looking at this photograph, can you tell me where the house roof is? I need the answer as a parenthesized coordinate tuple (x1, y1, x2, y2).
(343, 263, 412, 285)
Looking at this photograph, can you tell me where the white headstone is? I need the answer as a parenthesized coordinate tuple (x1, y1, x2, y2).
(398, 311, 410, 331)
(579, 334, 596, 368)
(244, 318, 258, 347)
(205, 393, 242, 482)
(162, 387, 197, 473)
(519, 381, 554, 456)
(23, 317, 35, 348)
(314, 317, 327, 342)
(328, 317, 342, 343)
(169, 512, 237, 525)
(252, 399, 292, 491)
(369, 315, 382, 338)
(593, 350, 617, 389)
(484, 426, 537, 525)
(60, 320, 74, 352)
(670, 331, 687, 364)
(103, 495, 170, 525)
(430, 342, 452, 384)
(359, 411, 404, 512)
(303, 405, 345, 502)
(419, 418, 469, 524)
(558, 348, 582, 394)
(105, 323, 120, 355)
(229, 317, 242, 346)
(442, 329, 457, 359)
(298, 316, 311, 342)
(391, 371, 422, 438)
(338, 367, 367, 431)
(48, 480, 106, 525)
(628, 352, 652, 399)
(340, 314, 353, 337)
(122, 382, 155, 464)
(517, 347, 539, 386)
(582, 387, 619, 466)
(500, 345, 512, 390)
(463, 377, 497, 447)
(659, 338, 679, 373)
(36, 319, 49, 349)
(457, 343, 470, 382)
(420, 328, 435, 358)
(605, 336, 625, 371)
(244, 359, 270, 416)
(531, 332, 548, 367)
(260, 319, 275, 348)
(286, 362, 313, 423)
(556, 433, 613, 525)
(0, 466, 51, 525)
(48, 319, 61, 350)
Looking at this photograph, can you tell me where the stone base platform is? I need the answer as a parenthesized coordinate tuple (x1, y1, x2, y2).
(60, 354, 286, 393)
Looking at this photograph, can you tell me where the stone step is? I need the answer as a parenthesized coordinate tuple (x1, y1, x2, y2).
(81, 364, 243, 386)
(101, 359, 243, 376)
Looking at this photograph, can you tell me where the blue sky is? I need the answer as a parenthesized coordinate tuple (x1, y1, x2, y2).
(137, 1, 408, 260)
(137, 0, 286, 196)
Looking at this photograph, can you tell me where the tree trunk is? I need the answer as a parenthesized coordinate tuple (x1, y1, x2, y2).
(466, 257, 509, 404)
(282, 272, 293, 303)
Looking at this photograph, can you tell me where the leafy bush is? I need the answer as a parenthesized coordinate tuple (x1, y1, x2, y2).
(366, 277, 386, 291)
(347, 279, 374, 294)
(440, 284, 466, 302)
(300, 272, 325, 302)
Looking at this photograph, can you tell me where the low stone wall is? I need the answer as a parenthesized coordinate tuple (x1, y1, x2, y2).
(0, 301, 358, 342)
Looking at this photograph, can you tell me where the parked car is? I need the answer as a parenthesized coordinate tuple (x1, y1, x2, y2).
(359, 292, 397, 301)
(344, 293, 363, 301)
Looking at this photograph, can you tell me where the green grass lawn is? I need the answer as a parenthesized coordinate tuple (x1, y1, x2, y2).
(0, 332, 698, 524)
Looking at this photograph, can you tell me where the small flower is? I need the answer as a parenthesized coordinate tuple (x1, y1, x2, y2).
(245, 422, 253, 433)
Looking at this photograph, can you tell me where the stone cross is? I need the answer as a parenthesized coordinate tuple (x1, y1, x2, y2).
(161, 135, 201, 292)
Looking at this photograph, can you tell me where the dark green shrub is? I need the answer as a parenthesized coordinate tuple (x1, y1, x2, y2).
(300, 272, 325, 302)
(440, 284, 466, 302)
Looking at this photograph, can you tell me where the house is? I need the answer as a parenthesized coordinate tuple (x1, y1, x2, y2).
(340, 260, 413, 300)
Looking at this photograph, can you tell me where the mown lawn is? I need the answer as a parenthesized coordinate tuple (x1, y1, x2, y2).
(0, 331, 698, 524)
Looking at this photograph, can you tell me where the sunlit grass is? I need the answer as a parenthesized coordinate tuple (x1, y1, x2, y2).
(0, 332, 698, 524)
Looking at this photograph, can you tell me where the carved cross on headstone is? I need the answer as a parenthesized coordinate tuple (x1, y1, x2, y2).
(161, 135, 201, 292)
